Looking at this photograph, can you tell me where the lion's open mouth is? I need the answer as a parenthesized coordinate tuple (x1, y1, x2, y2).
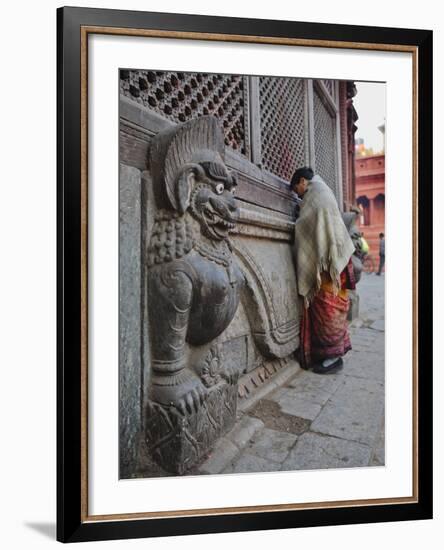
(203, 206, 236, 233)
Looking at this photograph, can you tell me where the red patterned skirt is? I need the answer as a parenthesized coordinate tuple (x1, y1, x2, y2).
(300, 264, 354, 369)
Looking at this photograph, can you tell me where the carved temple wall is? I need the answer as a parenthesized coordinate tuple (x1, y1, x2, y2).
(119, 72, 354, 477)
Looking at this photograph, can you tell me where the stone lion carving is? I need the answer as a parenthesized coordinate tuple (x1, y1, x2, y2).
(147, 116, 244, 419)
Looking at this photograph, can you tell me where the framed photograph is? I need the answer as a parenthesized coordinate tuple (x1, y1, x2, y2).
(57, 6, 432, 543)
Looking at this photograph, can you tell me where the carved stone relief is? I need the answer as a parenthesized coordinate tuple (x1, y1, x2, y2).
(145, 116, 244, 473)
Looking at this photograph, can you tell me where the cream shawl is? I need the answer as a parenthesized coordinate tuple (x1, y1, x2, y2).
(293, 175, 355, 305)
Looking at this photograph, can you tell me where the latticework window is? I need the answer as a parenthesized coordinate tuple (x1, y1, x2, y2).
(323, 80, 335, 97)
(120, 70, 248, 155)
(313, 90, 338, 196)
(259, 77, 306, 182)
(120, 71, 344, 201)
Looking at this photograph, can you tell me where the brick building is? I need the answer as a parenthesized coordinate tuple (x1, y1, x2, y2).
(355, 153, 385, 256)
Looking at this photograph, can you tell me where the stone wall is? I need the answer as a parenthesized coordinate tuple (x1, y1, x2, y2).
(119, 164, 142, 477)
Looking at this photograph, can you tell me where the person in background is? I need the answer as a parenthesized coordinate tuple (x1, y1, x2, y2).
(291, 167, 356, 374)
(360, 232, 370, 258)
(377, 232, 385, 275)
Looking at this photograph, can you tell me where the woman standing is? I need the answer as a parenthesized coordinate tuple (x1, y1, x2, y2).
(291, 167, 356, 374)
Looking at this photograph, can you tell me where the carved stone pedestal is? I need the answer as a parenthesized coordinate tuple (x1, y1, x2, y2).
(145, 379, 237, 474)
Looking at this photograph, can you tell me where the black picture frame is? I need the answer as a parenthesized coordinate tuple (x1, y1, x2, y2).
(57, 5, 433, 543)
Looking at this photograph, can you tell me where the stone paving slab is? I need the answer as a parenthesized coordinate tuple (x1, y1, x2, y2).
(370, 416, 386, 466)
(270, 386, 291, 402)
(223, 452, 282, 474)
(280, 432, 373, 471)
(310, 376, 384, 447)
(349, 329, 377, 340)
(370, 319, 385, 332)
(247, 428, 297, 463)
(275, 393, 323, 421)
(280, 386, 332, 408)
(354, 327, 384, 340)
(349, 338, 375, 350)
(287, 369, 342, 391)
(198, 437, 239, 475)
(199, 416, 265, 474)
(343, 350, 384, 381)
(271, 370, 344, 421)
(227, 415, 264, 449)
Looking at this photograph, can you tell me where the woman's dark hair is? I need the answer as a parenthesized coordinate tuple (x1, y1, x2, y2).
(290, 167, 314, 189)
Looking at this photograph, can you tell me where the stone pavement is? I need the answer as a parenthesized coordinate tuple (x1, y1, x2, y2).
(198, 272, 385, 475)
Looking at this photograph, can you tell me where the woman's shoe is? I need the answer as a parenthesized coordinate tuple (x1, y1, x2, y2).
(313, 357, 343, 374)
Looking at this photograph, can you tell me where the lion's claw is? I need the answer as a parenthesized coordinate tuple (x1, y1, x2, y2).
(151, 368, 208, 415)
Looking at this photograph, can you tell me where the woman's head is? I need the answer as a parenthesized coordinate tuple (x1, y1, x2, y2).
(291, 167, 314, 197)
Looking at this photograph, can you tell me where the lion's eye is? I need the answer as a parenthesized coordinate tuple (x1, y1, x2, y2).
(231, 186, 236, 195)
(215, 183, 224, 195)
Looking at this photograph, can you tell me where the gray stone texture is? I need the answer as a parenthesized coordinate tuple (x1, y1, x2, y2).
(281, 432, 373, 471)
(237, 358, 301, 412)
(199, 437, 240, 475)
(370, 416, 386, 466)
(144, 117, 244, 473)
(238, 239, 300, 336)
(273, 392, 323, 421)
(287, 369, 343, 401)
(145, 381, 238, 475)
(232, 238, 301, 359)
(224, 452, 283, 474)
(140, 171, 155, 396)
(228, 416, 264, 449)
(119, 163, 142, 477)
(310, 376, 385, 447)
(342, 349, 384, 381)
(269, 371, 342, 421)
(370, 319, 385, 332)
(348, 290, 360, 321)
(247, 428, 297, 463)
